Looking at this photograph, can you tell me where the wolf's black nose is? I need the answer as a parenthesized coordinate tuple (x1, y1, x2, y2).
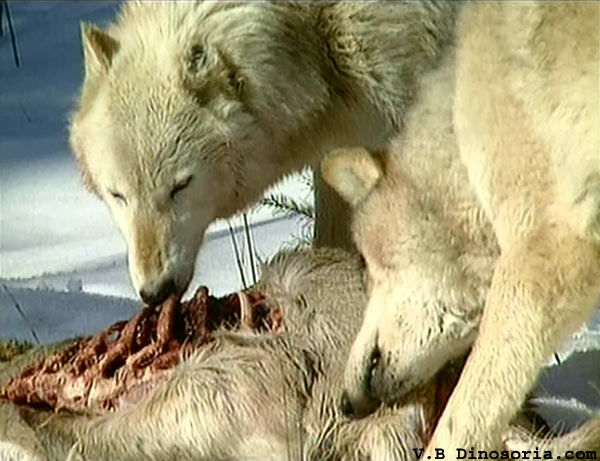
(140, 279, 176, 306)
(340, 391, 355, 417)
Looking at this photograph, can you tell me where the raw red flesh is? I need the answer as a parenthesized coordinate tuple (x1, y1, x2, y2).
(0, 287, 281, 414)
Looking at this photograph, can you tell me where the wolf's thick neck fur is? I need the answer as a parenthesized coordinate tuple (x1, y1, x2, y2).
(268, 1, 460, 173)
(102, 1, 459, 191)
(311, 1, 459, 149)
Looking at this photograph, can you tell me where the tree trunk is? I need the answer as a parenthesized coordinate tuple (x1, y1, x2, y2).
(312, 168, 356, 252)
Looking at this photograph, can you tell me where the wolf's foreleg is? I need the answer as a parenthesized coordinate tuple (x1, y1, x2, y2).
(424, 230, 600, 457)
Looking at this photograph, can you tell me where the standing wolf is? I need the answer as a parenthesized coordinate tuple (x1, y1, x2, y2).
(70, 0, 600, 456)
(69, 1, 457, 304)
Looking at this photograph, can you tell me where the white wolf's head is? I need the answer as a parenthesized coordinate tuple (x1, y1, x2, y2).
(322, 148, 484, 417)
(70, 3, 332, 304)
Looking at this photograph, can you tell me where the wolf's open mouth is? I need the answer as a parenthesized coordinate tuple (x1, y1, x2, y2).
(0, 287, 283, 414)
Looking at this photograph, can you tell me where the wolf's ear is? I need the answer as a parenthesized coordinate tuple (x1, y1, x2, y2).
(185, 43, 208, 76)
(183, 41, 245, 100)
(321, 147, 381, 207)
(80, 23, 119, 79)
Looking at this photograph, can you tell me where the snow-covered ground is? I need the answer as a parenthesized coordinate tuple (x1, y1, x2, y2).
(0, 1, 598, 432)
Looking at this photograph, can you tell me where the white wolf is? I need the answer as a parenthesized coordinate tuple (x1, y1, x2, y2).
(69, 1, 458, 304)
(323, 2, 600, 455)
(1, 249, 598, 461)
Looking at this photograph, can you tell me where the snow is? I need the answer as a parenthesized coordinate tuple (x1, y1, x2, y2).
(0, 0, 598, 435)
(0, 286, 138, 344)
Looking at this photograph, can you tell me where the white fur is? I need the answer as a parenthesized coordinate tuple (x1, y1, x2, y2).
(324, 48, 496, 416)
(324, 1, 600, 455)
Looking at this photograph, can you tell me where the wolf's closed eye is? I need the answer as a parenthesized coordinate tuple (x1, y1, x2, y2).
(170, 175, 193, 200)
(109, 190, 127, 205)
